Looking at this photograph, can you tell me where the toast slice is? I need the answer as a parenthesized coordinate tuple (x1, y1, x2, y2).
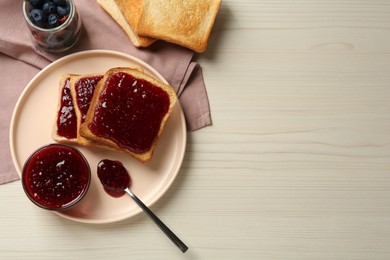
(52, 74, 79, 143)
(136, 0, 222, 52)
(70, 74, 104, 145)
(114, 0, 156, 47)
(97, 0, 155, 47)
(80, 67, 177, 163)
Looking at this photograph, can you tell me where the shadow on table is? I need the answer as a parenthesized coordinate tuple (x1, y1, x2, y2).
(195, 2, 233, 61)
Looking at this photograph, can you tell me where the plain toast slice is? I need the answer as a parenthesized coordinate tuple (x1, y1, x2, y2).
(97, 0, 154, 47)
(136, 0, 221, 52)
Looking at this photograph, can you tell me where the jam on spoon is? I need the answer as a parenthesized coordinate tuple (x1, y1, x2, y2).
(97, 159, 130, 198)
(97, 159, 188, 253)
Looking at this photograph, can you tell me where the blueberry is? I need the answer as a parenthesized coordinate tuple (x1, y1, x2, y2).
(53, 0, 67, 5)
(43, 1, 56, 14)
(48, 13, 59, 28)
(29, 0, 43, 8)
(30, 9, 47, 27)
(57, 5, 70, 16)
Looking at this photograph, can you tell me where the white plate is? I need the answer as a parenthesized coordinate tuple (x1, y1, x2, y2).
(9, 50, 186, 224)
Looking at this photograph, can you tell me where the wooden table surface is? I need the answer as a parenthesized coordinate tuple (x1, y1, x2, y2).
(2, 0, 390, 259)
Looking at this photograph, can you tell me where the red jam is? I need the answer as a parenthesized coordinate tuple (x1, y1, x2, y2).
(74, 75, 103, 122)
(88, 72, 170, 154)
(22, 144, 90, 210)
(97, 159, 131, 198)
(56, 77, 77, 139)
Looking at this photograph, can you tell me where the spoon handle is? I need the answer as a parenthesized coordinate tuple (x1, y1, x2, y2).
(124, 188, 188, 253)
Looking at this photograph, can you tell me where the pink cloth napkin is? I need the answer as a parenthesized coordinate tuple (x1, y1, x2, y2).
(0, 1, 212, 185)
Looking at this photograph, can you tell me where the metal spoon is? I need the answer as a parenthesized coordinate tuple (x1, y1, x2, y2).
(124, 187, 188, 253)
(97, 159, 188, 253)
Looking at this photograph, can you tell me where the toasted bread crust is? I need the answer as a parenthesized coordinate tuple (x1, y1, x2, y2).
(136, 0, 221, 52)
(97, 0, 146, 47)
(80, 67, 177, 163)
(114, 0, 156, 47)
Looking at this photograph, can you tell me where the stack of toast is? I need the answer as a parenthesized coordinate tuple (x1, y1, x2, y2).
(52, 67, 177, 163)
(97, 0, 222, 52)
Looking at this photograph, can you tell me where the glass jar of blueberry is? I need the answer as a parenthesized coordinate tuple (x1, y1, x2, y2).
(23, 0, 82, 52)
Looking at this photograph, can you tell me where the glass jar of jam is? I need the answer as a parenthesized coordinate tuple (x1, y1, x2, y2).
(22, 144, 91, 211)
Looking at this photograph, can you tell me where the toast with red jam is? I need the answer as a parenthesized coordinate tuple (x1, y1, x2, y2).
(52, 74, 79, 143)
(69, 74, 104, 145)
(80, 67, 177, 163)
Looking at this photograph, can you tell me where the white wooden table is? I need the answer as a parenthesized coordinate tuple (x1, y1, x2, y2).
(1, 0, 390, 259)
